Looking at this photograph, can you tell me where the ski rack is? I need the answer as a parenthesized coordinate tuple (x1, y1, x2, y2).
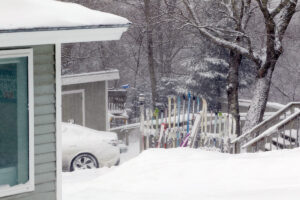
(140, 95, 238, 153)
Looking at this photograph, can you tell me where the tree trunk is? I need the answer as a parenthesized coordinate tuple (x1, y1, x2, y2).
(144, 0, 158, 107)
(227, 50, 242, 136)
(242, 68, 275, 133)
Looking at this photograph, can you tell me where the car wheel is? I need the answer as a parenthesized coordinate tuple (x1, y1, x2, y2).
(70, 153, 99, 171)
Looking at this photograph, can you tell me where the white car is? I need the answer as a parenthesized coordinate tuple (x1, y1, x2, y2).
(62, 123, 121, 171)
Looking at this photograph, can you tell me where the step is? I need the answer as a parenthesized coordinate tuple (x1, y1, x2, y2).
(264, 143, 279, 151)
(272, 137, 290, 146)
(272, 137, 297, 149)
(282, 130, 298, 140)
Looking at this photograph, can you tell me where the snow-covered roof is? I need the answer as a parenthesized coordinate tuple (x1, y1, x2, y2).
(0, 0, 130, 32)
(62, 70, 120, 85)
(0, 0, 130, 47)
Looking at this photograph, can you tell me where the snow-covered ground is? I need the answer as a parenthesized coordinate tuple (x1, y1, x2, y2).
(119, 125, 141, 163)
(63, 148, 300, 200)
(120, 140, 140, 164)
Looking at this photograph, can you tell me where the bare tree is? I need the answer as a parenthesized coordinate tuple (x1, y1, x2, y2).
(176, 0, 298, 133)
(144, 0, 158, 107)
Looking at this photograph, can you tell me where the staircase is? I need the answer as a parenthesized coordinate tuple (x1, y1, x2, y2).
(231, 102, 300, 153)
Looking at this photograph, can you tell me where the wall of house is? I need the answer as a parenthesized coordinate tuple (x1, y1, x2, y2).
(62, 81, 107, 131)
(0, 45, 57, 200)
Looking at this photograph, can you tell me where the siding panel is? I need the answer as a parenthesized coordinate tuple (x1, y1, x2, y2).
(0, 45, 57, 200)
(35, 95, 55, 106)
(33, 45, 54, 55)
(35, 85, 55, 96)
(34, 64, 55, 75)
(35, 152, 56, 165)
(34, 55, 55, 66)
(35, 133, 56, 145)
(35, 124, 56, 135)
(32, 45, 57, 199)
(34, 114, 56, 126)
(35, 104, 56, 115)
(35, 74, 55, 85)
(35, 143, 56, 155)
(36, 163, 56, 174)
(35, 172, 56, 185)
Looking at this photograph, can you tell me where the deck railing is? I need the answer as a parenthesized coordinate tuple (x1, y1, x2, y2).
(242, 111, 300, 152)
(231, 102, 300, 153)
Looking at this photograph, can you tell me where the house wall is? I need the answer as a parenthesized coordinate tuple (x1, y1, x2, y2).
(62, 81, 107, 131)
(0, 45, 57, 200)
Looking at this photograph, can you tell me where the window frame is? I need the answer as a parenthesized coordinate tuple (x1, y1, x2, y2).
(0, 49, 35, 198)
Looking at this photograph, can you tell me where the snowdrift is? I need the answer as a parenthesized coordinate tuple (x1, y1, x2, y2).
(63, 148, 300, 200)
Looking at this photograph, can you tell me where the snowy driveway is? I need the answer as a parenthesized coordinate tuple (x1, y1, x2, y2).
(63, 148, 300, 200)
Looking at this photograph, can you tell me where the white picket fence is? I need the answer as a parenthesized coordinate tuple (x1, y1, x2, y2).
(140, 97, 237, 153)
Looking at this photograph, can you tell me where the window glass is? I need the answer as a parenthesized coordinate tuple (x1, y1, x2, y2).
(0, 57, 29, 187)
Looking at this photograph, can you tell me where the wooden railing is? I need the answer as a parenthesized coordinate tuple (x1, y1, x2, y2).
(242, 111, 300, 152)
(108, 89, 127, 115)
(195, 113, 237, 153)
(108, 102, 126, 114)
(231, 102, 300, 153)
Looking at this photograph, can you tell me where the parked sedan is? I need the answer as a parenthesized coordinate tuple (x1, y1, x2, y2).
(62, 123, 121, 171)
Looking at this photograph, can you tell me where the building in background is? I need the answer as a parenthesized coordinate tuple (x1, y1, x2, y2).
(62, 70, 120, 131)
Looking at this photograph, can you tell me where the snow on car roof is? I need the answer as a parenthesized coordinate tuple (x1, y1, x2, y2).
(0, 0, 130, 32)
(62, 123, 117, 142)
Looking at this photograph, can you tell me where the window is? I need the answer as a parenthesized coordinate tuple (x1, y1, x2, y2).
(0, 49, 34, 197)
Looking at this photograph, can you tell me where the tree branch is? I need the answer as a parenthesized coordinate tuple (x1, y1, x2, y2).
(270, 0, 291, 18)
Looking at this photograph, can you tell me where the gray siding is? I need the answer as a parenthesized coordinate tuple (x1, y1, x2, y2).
(1, 45, 57, 200)
(62, 81, 107, 131)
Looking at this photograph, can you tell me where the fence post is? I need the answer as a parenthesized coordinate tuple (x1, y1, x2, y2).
(139, 94, 145, 152)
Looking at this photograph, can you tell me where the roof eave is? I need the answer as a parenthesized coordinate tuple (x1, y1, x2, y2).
(0, 24, 130, 48)
(62, 69, 120, 86)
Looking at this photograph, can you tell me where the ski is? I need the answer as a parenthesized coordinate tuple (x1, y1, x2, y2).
(192, 95, 196, 126)
(186, 92, 192, 136)
(197, 96, 200, 113)
(168, 96, 172, 129)
(189, 113, 202, 148)
(210, 111, 213, 134)
(140, 103, 145, 151)
(145, 108, 150, 149)
(166, 96, 172, 148)
(180, 92, 192, 147)
(164, 107, 168, 148)
(203, 98, 208, 134)
(219, 112, 222, 135)
(176, 96, 181, 147)
(154, 108, 160, 147)
(149, 109, 155, 148)
(157, 109, 165, 148)
(181, 94, 186, 144)
(214, 112, 217, 134)
(172, 96, 177, 148)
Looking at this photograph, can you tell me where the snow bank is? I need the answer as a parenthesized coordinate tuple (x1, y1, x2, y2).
(0, 0, 130, 30)
(63, 148, 300, 200)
